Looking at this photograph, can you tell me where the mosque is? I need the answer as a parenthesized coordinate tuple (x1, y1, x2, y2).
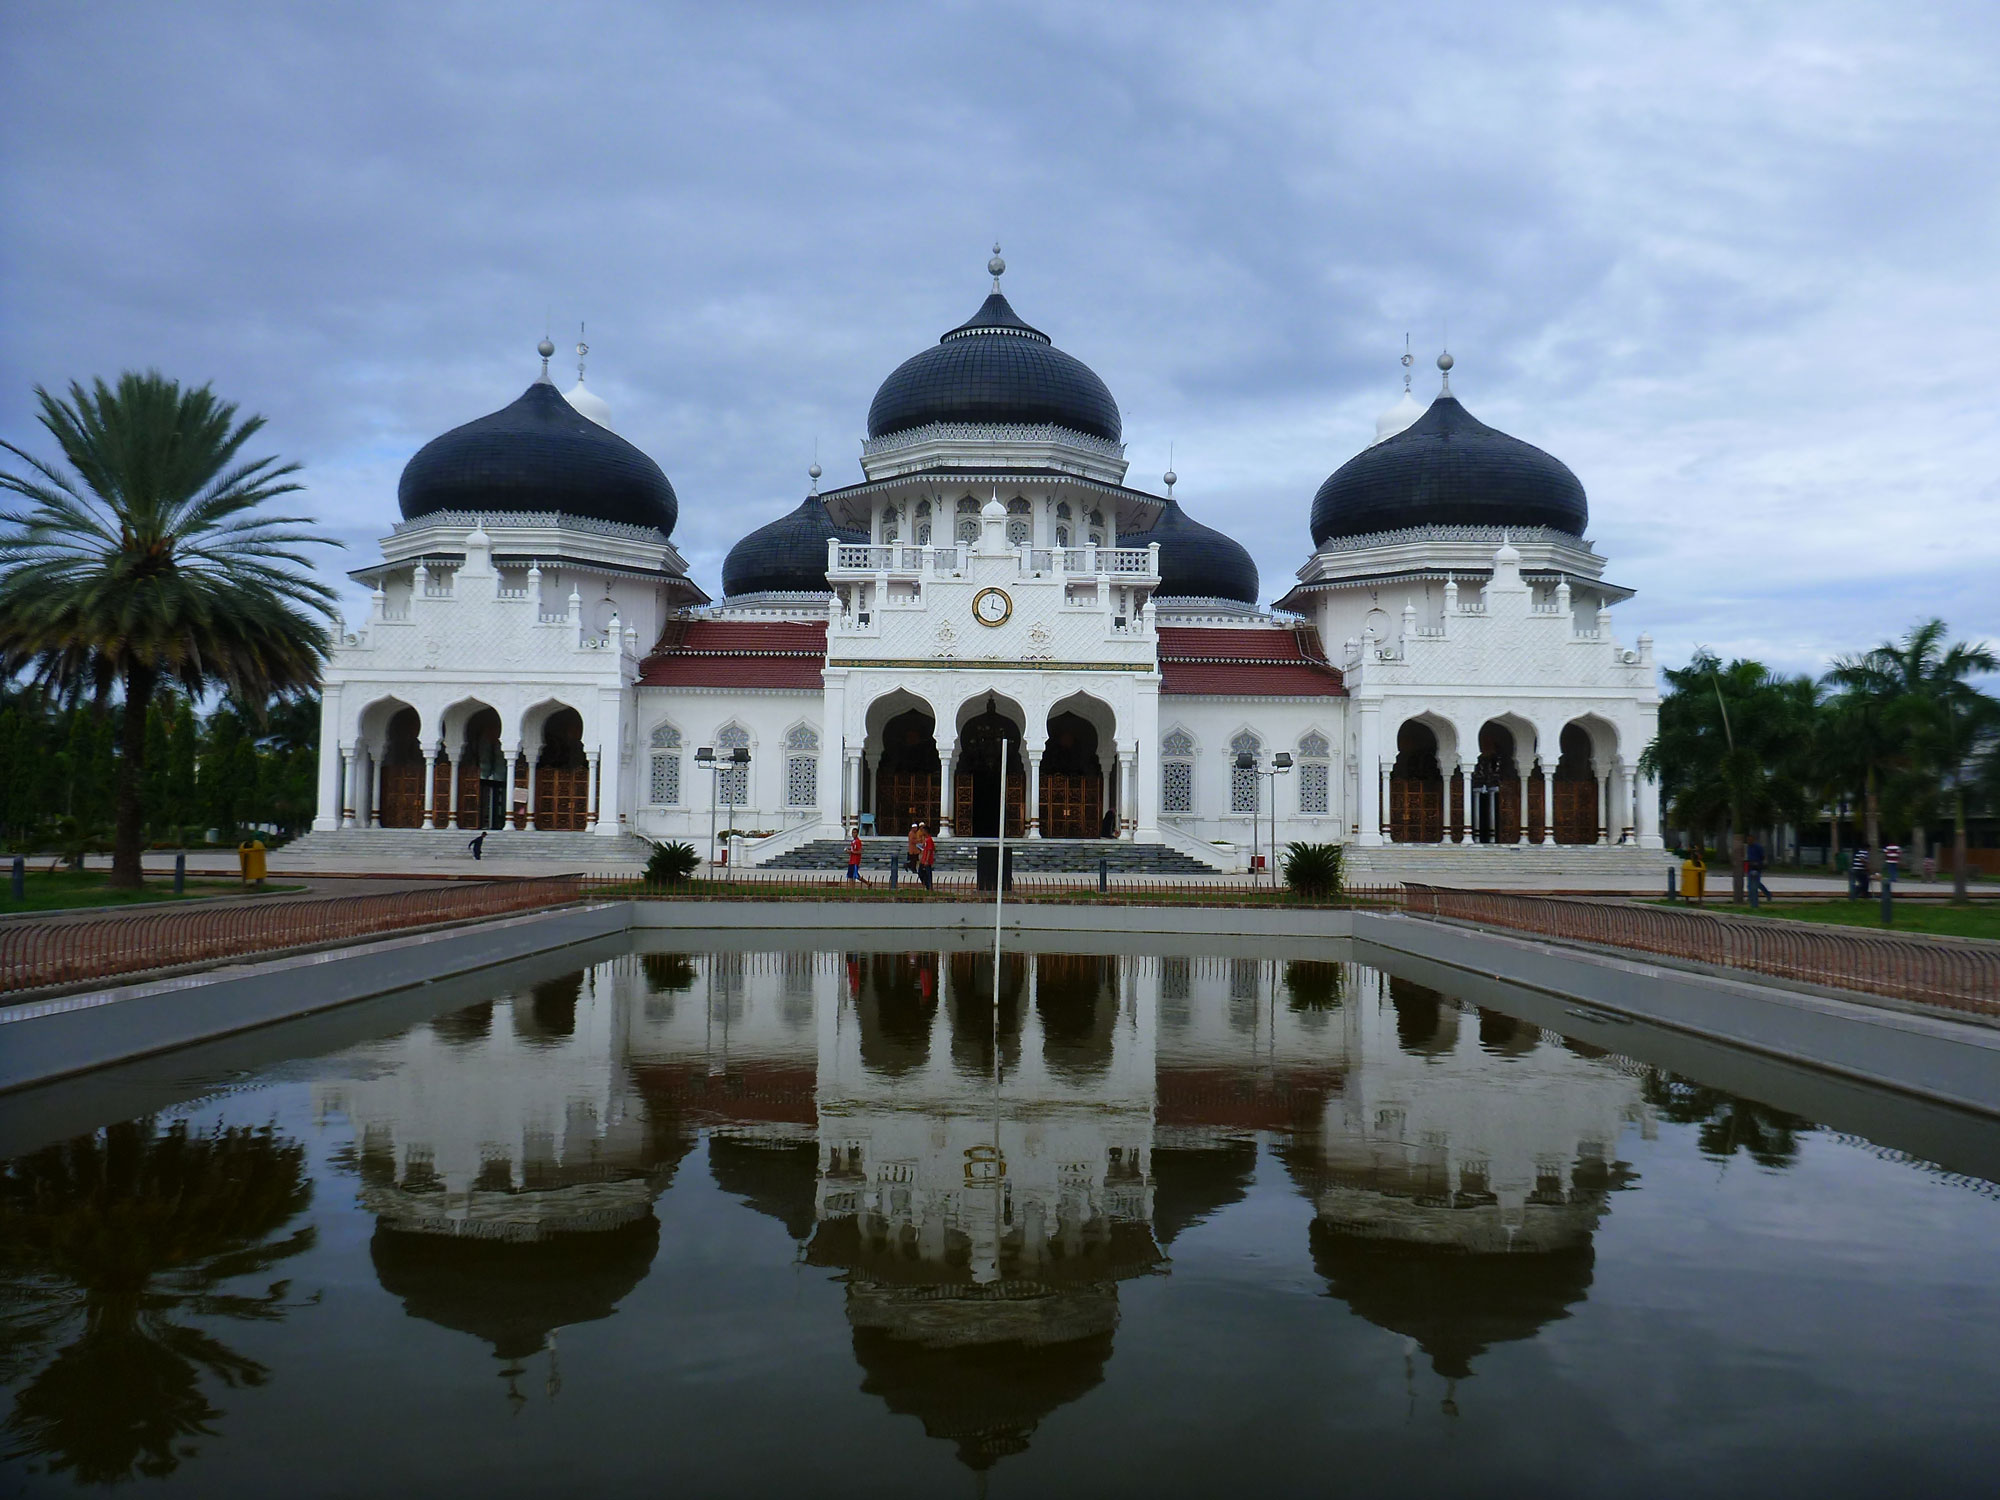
(305, 250, 1666, 877)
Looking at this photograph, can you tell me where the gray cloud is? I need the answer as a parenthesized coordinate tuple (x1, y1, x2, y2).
(4, 0, 1996, 676)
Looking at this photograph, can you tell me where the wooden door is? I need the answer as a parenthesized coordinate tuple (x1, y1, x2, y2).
(1388, 777, 1442, 843)
(1040, 771, 1102, 839)
(878, 772, 939, 836)
(379, 762, 424, 828)
(1553, 778, 1598, 845)
(536, 765, 591, 830)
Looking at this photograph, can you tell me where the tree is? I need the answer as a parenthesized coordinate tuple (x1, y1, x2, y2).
(1891, 620, 1998, 902)
(0, 372, 338, 886)
(1641, 651, 1817, 899)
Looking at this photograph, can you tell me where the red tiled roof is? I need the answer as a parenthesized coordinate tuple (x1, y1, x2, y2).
(1156, 626, 1345, 697)
(638, 619, 827, 690)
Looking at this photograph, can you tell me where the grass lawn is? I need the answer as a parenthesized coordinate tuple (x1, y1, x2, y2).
(0, 869, 305, 914)
(1672, 897, 2000, 942)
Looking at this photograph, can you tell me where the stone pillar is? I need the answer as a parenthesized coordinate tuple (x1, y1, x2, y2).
(1540, 765, 1555, 845)
(1025, 748, 1043, 837)
(845, 752, 862, 832)
(341, 744, 363, 829)
(586, 750, 604, 832)
(1517, 766, 1531, 845)
(422, 753, 437, 829)
(526, 756, 540, 831)
(1453, 763, 1467, 844)
(939, 748, 956, 836)
(447, 751, 462, 829)
(1355, 708, 1382, 846)
(367, 748, 384, 827)
(1599, 771, 1612, 844)
(510, 745, 527, 829)
(313, 693, 343, 831)
(1119, 748, 1137, 838)
(1636, 764, 1663, 848)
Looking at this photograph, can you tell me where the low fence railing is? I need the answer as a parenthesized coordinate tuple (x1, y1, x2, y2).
(0, 876, 583, 997)
(1400, 884, 2000, 1018)
(575, 868, 1403, 906)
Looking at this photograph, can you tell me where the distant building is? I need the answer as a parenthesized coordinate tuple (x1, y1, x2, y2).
(305, 252, 1665, 876)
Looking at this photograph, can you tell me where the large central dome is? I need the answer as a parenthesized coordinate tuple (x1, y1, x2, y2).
(866, 256, 1121, 443)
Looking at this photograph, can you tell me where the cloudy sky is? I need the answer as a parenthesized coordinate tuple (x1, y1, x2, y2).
(4, 0, 1995, 676)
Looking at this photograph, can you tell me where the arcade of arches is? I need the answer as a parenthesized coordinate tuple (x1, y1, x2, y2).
(863, 698, 1118, 839)
(367, 703, 596, 831)
(1388, 719, 1616, 846)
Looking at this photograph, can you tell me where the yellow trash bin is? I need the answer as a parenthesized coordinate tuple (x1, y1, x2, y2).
(238, 839, 267, 886)
(1680, 854, 1706, 903)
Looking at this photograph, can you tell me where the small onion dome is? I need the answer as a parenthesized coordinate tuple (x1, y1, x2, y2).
(721, 495, 867, 597)
(563, 376, 613, 430)
(399, 381, 678, 534)
(1131, 495, 1259, 604)
(1310, 395, 1586, 546)
(866, 291, 1122, 442)
(1372, 388, 1426, 444)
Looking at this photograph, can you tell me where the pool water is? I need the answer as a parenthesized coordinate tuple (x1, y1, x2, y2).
(2, 936, 1996, 1497)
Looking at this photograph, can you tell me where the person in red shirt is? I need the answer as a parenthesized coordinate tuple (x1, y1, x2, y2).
(918, 828, 936, 891)
(846, 831, 868, 884)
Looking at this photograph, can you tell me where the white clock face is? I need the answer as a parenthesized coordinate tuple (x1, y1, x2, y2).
(972, 588, 1012, 627)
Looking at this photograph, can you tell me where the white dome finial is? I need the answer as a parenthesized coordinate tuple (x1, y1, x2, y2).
(1373, 339, 1427, 444)
(536, 336, 555, 383)
(562, 320, 613, 429)
(1438, 347, 1454, 396)
(988, 242, 1006, 291)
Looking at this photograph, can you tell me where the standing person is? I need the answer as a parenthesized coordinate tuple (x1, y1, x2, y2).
(468, 830, 487, 861)
(906, 823, 923, 879)
(1851, 846, 1870, 899)
(846, 830, 869, 885)
(918, 826, 936, 891)
(1884, 842, 1902, 882)
(1745, 838, 1772, 904)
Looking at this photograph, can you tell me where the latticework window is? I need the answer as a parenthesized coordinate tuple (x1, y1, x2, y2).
(784, 726, 818, 808)
(1161, 729, 1196, 757)
(1298, 760, 1330, 815)
(649, 724, 681, 806)
(1162, 759, 1193, 814)
(1230, 732, 1261, 814)
(1007, 520, 1029, 547)
(1298, 731, 1330, 758)
(716, 724, 750, 806)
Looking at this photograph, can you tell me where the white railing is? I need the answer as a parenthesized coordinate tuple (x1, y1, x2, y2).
(496, 586, 530, 600)
(423, 579, 454, 598)
(1104, 547, 1155, 574)
(829, 541, 1157, 579)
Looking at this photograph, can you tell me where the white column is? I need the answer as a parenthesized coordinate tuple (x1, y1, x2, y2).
(1637, 765, 1663, 848)
(1355, 708, 1383, 846)
(313, 692, 343, 831)
(1599, 771, 1612, 845)
(526, 755, 540, 830)
(508, 743, 525, 828)
(341, 743, 363, 829)
(845, 751, 862, 832)
(1517, 766, 1531, 845)
(447, 750, 462, 829)
(422, 753, 437, 829)
(1119, 748, 1137, 839)
(1453, 763, 1467, 844)
(1540, 765, 1555, 845)
(586, 750, 606, 832)
(939, 748, 956, 836)
(1025, 748, 1043, 837)
(367, 748, 383, 827)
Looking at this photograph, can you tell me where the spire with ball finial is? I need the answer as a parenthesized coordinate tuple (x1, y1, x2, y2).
(1438, 347, 1454, 396)
(537, 336, 556, 382)
(988, 241, 1005, 292)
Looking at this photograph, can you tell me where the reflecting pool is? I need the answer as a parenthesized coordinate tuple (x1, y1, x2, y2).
(3, 936, 1997, 1496)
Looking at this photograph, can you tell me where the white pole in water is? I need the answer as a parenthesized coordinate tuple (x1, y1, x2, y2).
(994, 734, 1008, 940)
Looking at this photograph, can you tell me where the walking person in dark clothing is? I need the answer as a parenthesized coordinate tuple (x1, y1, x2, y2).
(468, 831, 487, 861)
(1745, 838, 1772, 904)
(1850, 846, 1870, 899)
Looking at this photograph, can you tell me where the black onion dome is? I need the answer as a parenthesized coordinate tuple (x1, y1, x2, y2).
(399, 381, 679, 534)
(866, 292, 1121, 442)
(1132, 496, 1259, 604)
(721, 495, 866, 597)
(1309, 396, 1587, 546)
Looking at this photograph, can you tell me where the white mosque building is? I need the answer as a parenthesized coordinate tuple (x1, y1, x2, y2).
(304, 250, 1666, 878)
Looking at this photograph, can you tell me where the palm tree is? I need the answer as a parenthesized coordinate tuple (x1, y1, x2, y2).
(0, 373, 337, 887)
(1897, 622, 1998, 902)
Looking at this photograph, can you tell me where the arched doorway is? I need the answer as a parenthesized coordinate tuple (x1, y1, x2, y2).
(1470, 723, 1522, 844)
(1039, 712, 1103, 839)
(456, 707, 508, 829)
(956, 698, 1025, 838)
(874, 708, 940, 835)
(377, 707, 426, 827)
(1552, 724, 1598, 845)
(534, 708, 590, 830)
(1389, 721, 1444, 843)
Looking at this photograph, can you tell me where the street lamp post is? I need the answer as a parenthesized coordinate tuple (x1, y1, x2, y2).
(696, 746, 751, 870)
(1235, 750, 1294, 883)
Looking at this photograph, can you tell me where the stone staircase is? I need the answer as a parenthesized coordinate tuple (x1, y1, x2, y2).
(759, 837, 1220, 877)
(1342, 842, 1674, 887)
(278, 827, 656, 863)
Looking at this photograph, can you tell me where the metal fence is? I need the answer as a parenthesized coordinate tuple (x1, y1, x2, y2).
(1, 876, 583, 997)
(1400, 884, 2000, 1017)
(576, 868, 1402, 906)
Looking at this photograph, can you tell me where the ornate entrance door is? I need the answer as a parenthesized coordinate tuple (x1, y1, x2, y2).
(1040, 772, 1103, 839)
(535, 766, 591, 830)
(378, 763, 424, 828)
(1553, 778, 1598, 844)
(877, 772, 940, 835)
(1388, 778, 1443, 843)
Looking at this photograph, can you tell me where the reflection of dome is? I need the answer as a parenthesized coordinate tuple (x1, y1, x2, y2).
(720, 496, 866, 598)
(370, 1217, 660, 1361)
(1309, 1220, 1594, 1379)
(867, 286, 1121, 442)
(849, 1286, 1116, 1471)
(398, 379, 679, 534)
(1310, 395, 1588, 545)
(1129, 495, 1259, 605)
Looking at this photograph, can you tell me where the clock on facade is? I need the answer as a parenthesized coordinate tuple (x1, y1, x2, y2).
(971, 587, 1013, 627)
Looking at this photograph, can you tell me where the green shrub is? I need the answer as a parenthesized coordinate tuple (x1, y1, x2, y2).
(1282, 841, 1344, 899)
(645, 840, 700, 885)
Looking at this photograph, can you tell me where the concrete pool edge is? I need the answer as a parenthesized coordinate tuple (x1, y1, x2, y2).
(3, 898, 1995, 1118)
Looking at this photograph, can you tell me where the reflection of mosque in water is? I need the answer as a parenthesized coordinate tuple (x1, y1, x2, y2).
(317, 947, 1646, 1445)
